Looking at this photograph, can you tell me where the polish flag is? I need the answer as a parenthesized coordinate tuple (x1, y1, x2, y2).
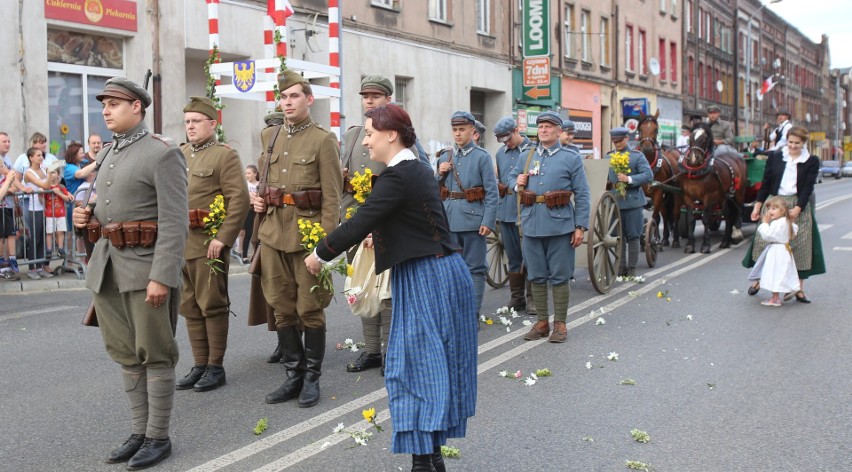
(756, 76, 776, 101)
(268, 0, 295, 21)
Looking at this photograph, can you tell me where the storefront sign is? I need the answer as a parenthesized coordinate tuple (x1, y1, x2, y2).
(809, 131, 826, 141)
(568, 109, 593, 155)
(621, 97, 650, 121)
(522, 0, 550, 57)
(45, 0, 138, 32)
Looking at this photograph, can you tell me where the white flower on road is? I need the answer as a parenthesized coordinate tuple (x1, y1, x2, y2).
(686, 314, 693, 321)
(595, 317, 606, 325)
(607, 352, 619, 361)
(730, 289, 740, 294)
(585, 361, 592, 369)
(524, 377, 536, 386)
(522, 319, 532, 326)
(333, 422, 345, 433)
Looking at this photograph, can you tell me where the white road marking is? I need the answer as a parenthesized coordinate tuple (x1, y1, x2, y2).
(841, 232, 852, 240)
(832, 247, 852, 251)
(818, 224, 834, 232)
(0, 306, 78, 323)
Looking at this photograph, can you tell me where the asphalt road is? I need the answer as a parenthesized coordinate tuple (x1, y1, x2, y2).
(1, 178, 850, 472)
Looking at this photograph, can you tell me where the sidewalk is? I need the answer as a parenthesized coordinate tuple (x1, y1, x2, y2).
(1, 256, 251, 294)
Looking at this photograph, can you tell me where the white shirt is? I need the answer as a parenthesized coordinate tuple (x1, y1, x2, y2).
(769, 120, 792, 151)
(778, 146, 809, 196)
(13, 152, 58, 176)
(387, 148, 417, 167)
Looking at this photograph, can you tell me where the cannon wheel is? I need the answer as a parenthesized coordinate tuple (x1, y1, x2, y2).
(588, 192, 623, 294)
(485, 227, 509, 288)
(644, 217, 660, 267)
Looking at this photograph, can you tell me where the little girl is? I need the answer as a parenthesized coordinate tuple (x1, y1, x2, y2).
(748, 196, 800, 306)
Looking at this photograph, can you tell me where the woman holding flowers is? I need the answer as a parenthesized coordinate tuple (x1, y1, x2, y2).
(306, 104, 477, 472)
(606, 127, 653, 277)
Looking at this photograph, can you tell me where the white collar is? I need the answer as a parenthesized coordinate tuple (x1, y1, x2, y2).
(388, 148, 416, 167)
(782, 145, 809, 165)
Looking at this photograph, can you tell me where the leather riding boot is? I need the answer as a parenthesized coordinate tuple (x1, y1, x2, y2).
(267, 342, 283, 363)
(524, 278, 537, 316)
(412, 454, 437, 472)
(175, 364, 206, 390)
(126, 437, 172, 471)
(431, 446, 447, 472)
(507, 272, 527, 311)
(265, 326, 305, 404)
(299, 327, 326, 408)
(471, 273, 486, 316)
(192, 365, 226, 392)
(145, 367, 175, 440)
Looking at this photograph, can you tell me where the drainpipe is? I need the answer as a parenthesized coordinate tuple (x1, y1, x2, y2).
(613, 3, 620, 127)
(149, 0, 163, 133)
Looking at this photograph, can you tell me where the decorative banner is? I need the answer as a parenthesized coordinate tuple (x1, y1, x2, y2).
(233, 60, 257, 93)
(45, 0, 138, 32)
(47, 29, 123, 68)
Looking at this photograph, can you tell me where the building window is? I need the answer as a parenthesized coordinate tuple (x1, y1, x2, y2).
(394, 76, 411, 109)
(581, 10, 590, 61)
(659, 38, 667, 80)
(688, 56, 694, 94)
(698, 60, 704, 97)
(476, 0, 490, 34)
(625, 24, 634, 72)
(687, 1, 693, 33)
(428, 0, 447, 22)
(670, 41, 677, 82)
(697, 8, 703, 38)
(600, 17, 610, 66)
(638, 29, 647, 75)
(371, 0, 394, 8)
(564, 4, 575, 59)
(671, 0, 678, 17)
(659, 0, 666, 13)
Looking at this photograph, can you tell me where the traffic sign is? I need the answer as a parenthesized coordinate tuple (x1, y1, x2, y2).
(522, 0, 550, 58)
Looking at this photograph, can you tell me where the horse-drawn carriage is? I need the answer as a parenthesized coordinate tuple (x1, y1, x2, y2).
(486, 159, 624, 294)
(637, 112, 765, 266)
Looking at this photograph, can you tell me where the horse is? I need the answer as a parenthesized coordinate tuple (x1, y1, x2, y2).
(678, 123, 746, 254)
(636, 110, 684, 248)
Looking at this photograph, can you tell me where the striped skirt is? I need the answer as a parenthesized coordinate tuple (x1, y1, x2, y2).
(386, 253, 478, 455)
(743, 194, 826, 279)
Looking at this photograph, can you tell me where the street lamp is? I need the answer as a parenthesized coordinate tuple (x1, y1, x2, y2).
(744, 0, 783, 139)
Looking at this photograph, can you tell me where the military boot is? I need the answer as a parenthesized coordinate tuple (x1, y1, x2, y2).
(193, 365, 226, 392)
(507, 272, 527, 311)
(265, 326, 305, 404)
(175, 364, 206, 390)
(412, 454, 437, 472)
(431, 445, 447, 472)
(549, 282, 571, 343)
(299, 327, 326, 408)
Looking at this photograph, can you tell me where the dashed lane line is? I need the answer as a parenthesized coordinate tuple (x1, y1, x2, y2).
(0, 306, 78, 323)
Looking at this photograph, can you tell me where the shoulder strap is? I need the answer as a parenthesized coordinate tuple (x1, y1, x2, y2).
(259, 125, 283, 194)
(450, 150, 466, 191)
(519, 147, 537, 189)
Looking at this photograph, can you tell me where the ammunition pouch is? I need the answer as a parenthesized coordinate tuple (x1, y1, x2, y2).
(189, 209, 211, 229)
(544, 191, 572, 209)
(291, 189, 323, 210)
(464, 186, 485, 203)
(497, 183, 512, 198)
(86, 220, 102, 244)
(439, 186, 450, 200)
(99, 221, 158, 249)
(518, 190, 537, 206)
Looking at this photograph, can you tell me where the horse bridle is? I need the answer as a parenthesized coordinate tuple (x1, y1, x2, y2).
(637, 116, 661, 167)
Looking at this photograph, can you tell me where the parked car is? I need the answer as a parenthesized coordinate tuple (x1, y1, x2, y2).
(821, 160, 841, 178)
(842, 161, 852, 177)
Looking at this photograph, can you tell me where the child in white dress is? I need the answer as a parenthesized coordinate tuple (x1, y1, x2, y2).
(748, 196, 800, 306)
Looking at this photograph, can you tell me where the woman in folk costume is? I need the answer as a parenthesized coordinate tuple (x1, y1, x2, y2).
(748, 197, 799, 306)
(306, 104, 476, 472)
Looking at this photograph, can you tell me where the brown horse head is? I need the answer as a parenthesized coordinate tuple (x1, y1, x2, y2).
(684, 123, 714, 169)
(637, 110, 661, 162)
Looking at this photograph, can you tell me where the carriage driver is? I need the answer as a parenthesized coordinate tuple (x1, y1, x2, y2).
(607, 127, 654, 277)
(706, 105, 737, 156)
(509, 111, 590, 343)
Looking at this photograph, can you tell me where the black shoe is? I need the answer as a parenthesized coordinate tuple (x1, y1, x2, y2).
(412, 454, 437, 472)
(105, 434, 145, 464)
(126, 437, 171, 470)
(267, 343, 283, 363)
(175, 364, 206, 390)
(193, 365, 226, 392)
(747, 282, 760, 296)
(346, 352, 382, 373)
(431, 446, 446, 472)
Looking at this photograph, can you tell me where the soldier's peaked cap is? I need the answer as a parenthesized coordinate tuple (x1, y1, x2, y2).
(96, 77, 152, 109)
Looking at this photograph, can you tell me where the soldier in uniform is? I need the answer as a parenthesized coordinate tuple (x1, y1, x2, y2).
(473, 120, 486, 146)
(72, 77, 188, 469)
(175, 97, 249, 393)
(559, 118, 580, 152)
(436, 111, 499, 316)
(509, 111, 590, 343)
(250, 70, 342, 408)
(706, 105, 736, 155)
(606, 127, 654, 277)
(493, 116, 533, 312)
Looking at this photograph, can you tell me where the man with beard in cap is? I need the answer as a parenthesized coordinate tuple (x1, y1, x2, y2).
(436, 111, 498, 318)
(250, 70, 342, 408)
(175, 96, 249, 393)
(493, 116, 534, 313)
(509, 111, 590, 343)
(73, 77, 188, 469)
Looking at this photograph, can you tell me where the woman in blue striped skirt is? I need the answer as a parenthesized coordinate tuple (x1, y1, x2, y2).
(307, 104, 477, 472)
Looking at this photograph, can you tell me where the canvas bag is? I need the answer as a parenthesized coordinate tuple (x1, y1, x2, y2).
(344, 243, 391, 318)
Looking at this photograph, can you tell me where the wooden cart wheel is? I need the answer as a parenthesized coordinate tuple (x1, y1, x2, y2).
(588, 192, 623, 293)
(644, 217, 660, 267)
(485, 227, 509, 288)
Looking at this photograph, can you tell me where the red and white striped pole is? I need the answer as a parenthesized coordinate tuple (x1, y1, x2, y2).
(271, 1, 290, 109)
(206, 0, 222, 123)
(328, 0, 340, 140)
(264, 1, 276, 109)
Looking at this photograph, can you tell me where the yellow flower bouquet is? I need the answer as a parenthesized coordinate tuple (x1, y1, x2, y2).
(298, 218, 352, 298)
(204, 194, 227, 281)
(345, 168, 373, 219)
(609, 151, 631, 198)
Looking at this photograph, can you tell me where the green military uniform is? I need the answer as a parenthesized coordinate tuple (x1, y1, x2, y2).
(86, 77, 188, 468)
(177, 97, 250, 392)
(257, 70, 342, 408)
